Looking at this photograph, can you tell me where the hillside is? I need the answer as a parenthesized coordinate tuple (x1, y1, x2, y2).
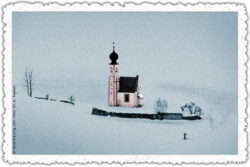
(15, 85, 237, 155)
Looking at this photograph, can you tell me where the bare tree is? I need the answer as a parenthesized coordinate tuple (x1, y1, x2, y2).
(24, 69, 30, 96)
(29, 69, 33, 97)
(24, 67, 33, 97)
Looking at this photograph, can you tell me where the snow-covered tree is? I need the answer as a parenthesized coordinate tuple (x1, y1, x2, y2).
(194, 106, 202, 117)
(154, 98, 168, 114)
(181, 102, 202, 117)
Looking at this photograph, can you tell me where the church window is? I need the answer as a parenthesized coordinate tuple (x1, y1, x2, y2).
(124, 94, 130, 103)
(110, 67, 113, 72)
(115, 67, 118, 72)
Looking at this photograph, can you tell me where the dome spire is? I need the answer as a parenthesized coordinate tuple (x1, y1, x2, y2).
(109, 42, 118, 65)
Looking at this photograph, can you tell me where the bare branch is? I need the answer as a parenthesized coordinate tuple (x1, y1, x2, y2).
(24, 67, 33, 97)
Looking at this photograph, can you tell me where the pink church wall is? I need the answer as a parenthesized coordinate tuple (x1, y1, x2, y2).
(108, 64, 119, 106)
(117, 93, 137, 107)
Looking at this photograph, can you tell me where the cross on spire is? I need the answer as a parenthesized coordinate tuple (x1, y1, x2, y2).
(113, 41, 115, 51)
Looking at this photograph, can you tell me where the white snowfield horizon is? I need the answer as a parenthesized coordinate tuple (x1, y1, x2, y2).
(14, 80, 237, 154)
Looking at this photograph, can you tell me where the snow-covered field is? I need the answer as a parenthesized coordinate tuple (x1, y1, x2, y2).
(15, 83, 237, 155)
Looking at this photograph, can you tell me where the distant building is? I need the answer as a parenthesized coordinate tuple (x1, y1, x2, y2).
(108, 43, 143, 107)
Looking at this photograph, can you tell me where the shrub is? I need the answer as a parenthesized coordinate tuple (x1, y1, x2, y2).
(181, 102, 202, 117)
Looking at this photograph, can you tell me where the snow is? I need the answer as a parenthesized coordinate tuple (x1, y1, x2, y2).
(138, 93, 144, 99)
(15, 84, 237, 155)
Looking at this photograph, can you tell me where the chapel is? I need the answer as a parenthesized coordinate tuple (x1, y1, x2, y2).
(108, 43, 143, 107)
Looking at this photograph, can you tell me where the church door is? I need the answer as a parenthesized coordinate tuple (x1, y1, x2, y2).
(124, 94, 130, 103)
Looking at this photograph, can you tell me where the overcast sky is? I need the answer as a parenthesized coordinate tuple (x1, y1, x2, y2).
(13, 12, 237, 94)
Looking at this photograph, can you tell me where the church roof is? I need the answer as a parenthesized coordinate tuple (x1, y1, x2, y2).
(118, 76, 139, 93)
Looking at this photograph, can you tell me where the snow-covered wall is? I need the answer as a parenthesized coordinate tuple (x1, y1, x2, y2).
(117, 92, 139, 107)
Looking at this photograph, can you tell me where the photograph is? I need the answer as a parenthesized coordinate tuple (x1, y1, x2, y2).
(12, 11, 238, 155)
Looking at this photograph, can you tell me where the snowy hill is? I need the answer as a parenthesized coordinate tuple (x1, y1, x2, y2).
(15, 85, 237, 155)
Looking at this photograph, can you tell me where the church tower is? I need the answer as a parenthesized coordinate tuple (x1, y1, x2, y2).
(108, 42, 119, 106)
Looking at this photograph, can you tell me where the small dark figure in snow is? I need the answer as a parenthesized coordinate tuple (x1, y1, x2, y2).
(184, 133, 187, 140)
(45, 94, 49, 100)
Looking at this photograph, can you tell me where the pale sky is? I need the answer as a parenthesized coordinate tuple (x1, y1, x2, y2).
(13, 12, 237, 94)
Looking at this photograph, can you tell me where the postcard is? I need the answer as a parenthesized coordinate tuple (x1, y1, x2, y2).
(2, 2, 248, 164)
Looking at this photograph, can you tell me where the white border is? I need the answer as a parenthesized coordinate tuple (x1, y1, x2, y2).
(2, 2, 248, 164)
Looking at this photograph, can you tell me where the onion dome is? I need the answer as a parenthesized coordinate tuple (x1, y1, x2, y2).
(109, 42, 118, 65)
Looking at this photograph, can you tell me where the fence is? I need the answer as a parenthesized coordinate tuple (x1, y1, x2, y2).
(92, 108, 199, 120)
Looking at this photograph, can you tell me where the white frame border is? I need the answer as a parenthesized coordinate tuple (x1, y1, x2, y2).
(2, 2, 248, 164)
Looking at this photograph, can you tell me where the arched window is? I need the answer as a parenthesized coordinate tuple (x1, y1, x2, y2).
(110, 67, 113, 72)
